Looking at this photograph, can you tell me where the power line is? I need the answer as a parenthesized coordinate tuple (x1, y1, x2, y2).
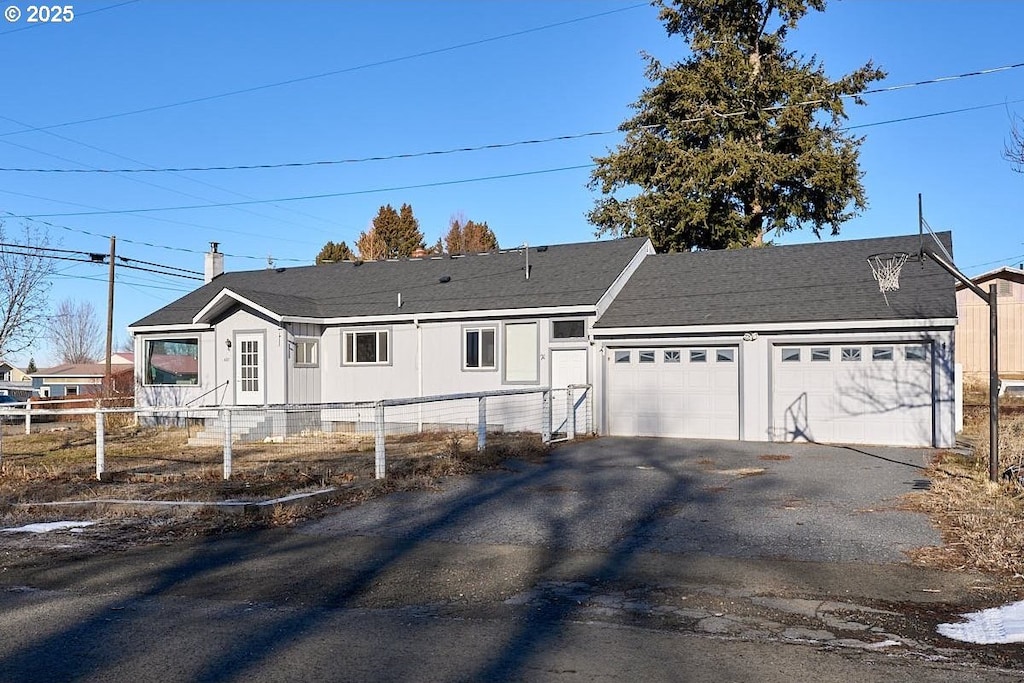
(0, 3, 647, 137)
(0, 130, 620, 174)
(9, 164, 596, 218)
(5, 88, 1016, 220)
(0, 243, 204, 280)
(5, 61, 1024, 176)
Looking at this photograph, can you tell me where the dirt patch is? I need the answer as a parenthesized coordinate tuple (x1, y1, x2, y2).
(0, 425, 549, 554)
(759, 454, 791, 462)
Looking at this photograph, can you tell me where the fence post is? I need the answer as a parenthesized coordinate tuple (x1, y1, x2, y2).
(24, 405, 31, 435)
(374, 402, 386, 479)
(541, 390, 551, 444)
(95, 407, 105, 481)
(566, 387, 575, 441)
(222, 408, 232, 480)
(477, 396, 487, 451)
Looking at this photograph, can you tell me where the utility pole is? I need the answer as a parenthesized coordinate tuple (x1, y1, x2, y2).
(104, 235, 116, 398)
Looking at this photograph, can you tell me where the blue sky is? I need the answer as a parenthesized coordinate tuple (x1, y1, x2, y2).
(2, 0, 1023, 366)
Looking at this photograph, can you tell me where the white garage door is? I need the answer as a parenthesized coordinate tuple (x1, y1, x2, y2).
(606, 347, 739, 439)
(772, 343, 933, 447)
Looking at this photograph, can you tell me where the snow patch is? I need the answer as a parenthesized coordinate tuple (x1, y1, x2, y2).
(938, 600, 1024, 644)
(2, 521, 96, 534)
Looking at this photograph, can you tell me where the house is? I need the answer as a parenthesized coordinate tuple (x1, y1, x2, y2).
(32, 356, 134, 398)
(954, 265, 1024, 380)
(129, 233, 957, 448)
(0, 360, 34, 400)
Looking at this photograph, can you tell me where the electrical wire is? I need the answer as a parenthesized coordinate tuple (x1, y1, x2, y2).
(0, 3, 648, 137)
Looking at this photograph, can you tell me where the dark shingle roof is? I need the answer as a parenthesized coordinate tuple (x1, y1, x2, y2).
(594, 233, 957, 329)
(131, 238, 649, 327)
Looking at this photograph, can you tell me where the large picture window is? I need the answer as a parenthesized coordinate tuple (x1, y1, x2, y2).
(145, 338, 199, 385)
(344, 330, 389, 365)
(464, 327, 496, 370)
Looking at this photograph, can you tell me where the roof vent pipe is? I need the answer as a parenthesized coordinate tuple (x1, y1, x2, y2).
(523, 242, 530, 281)
(397, 292, 403, 308)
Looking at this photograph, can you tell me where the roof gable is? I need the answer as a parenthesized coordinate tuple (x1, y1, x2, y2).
(594, 233, 957, 329)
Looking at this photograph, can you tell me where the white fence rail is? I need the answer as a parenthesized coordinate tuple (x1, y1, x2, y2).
(0, 385, 593, 481)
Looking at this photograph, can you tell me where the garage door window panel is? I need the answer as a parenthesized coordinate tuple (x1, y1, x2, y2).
(811, 348, 830, 362)
(690, 350, 707, 363)
(614, 351, 630, 364)
(716, 348, 735, 362)
(664, 350, 680, 363)
(639, 350, 656, 363)
(905, 345, 928, 361)
(781, 348, 800, 362)
(872, 347, 894, 361)
(841, 347, 862, 362)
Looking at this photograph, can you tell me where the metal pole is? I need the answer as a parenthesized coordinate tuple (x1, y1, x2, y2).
(989, 283, 999, 483)
(104, 236, 116, 398)
(541, 390, 551, 444)
(374, 402, 386, 479)
(477, 396, 487, 451)
(95, 407, 105, 481)
(566, 387, 575, 441)
(222, 408, 232, 480)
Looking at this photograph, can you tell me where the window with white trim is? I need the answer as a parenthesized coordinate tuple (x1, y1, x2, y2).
(552, 319, 585, 339)
(664, 350, 681, 363)
(690, 349, 707, 363)
(614, 350, 630, 364)
(294, 339, 318, 367)
(905, 345, 928, 361)
(65, 386, 79, 397)
(344, 330, 389, 365)
(639, 350, 656, 363)
(781, 348, 800, 362)
(464, 327, 496, 369)
(872, 347, 893, 361)
(716, 348, 735, 363)
(811, 348, 830, 362)
(144, 338, 199, 385)
(841, 347, 862, 362)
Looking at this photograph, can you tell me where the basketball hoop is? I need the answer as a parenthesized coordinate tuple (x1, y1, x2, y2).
(866, 251, 910, 305)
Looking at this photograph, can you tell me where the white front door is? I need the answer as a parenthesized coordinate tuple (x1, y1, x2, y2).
(551, 348, 588, 434)
(234, 333, 265, 405)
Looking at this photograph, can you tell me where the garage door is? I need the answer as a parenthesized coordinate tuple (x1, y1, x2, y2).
(772, 343, 933, 447)
(606, 347, 739, 439)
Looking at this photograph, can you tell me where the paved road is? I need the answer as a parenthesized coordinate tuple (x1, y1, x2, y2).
(1, 438, 1019, 681)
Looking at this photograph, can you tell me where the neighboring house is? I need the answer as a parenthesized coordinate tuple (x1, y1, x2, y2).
(0, 360, 34, 399)
(954, 265, 1024, 380)
(129, 234, 957, 448)
(32, 355, 135, 398)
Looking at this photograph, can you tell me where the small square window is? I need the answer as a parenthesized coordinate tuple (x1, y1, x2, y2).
(690, 349, 707, 363)
(639, 350, 656, 363)
(664, 350, 681, 363)
(905, 345, 928, 361)
(872, 347, 894, 361)
(811, 348, 830, 362)
(781, 348, 801, 362)
(552, 319, 586, 339)
(716, 348, 735, 363)
(614, 350, 630, 364)
(841, 347, 862, 362)
(295, 339, 318, 367)
(464, 327, 496, 369)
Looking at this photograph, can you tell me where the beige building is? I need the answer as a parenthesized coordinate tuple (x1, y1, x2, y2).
(955, 266, 1024, 380)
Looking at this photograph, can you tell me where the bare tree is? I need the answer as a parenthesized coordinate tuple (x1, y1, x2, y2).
(1006, 114, 1024, 173)
(0, 221, 56, 357)
(115, 332, 134, 353)
(49, 299, 103, 364)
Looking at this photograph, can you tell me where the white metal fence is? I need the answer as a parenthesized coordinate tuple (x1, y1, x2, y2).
(0, 385, 593, 481)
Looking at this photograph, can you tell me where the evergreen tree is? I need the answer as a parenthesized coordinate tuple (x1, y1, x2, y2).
(356, 204, 425, 259)
(315, 241, 354, 264)
(444, 216, 499, 254)
(588, 0, 885, 251)
(26, 357, 37, 373)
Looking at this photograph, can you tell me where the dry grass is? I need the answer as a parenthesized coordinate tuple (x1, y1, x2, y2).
(0, 423, 548, 537)
(907, 393, 1024, 578)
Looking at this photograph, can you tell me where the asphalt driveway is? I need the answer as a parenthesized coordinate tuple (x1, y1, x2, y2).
(308, 437, 941, 564)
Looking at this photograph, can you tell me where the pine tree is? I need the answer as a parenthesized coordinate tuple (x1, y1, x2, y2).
(356, 204, 425, 259)
(26, 357, 37, 373)
(315, 241, 354, 264)
(588, 0, 885, 251)
(444, 216, 499, 254)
